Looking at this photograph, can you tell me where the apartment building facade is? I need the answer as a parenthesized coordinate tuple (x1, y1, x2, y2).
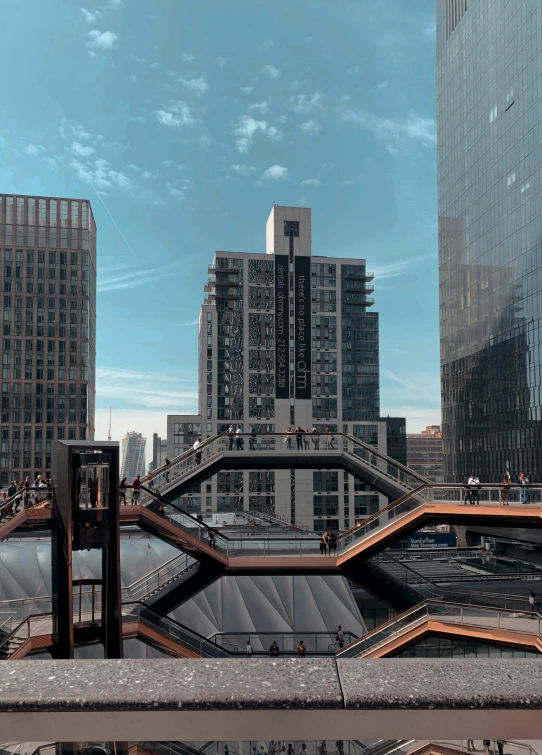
(168, 206, 404, 531)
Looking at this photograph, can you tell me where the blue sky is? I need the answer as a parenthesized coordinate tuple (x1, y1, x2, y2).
(0, 0, 439, 456)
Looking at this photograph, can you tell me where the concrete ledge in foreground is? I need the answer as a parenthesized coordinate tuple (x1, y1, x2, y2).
(0, 659, 541, 742)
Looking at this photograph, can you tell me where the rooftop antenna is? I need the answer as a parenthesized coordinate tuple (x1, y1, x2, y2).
(108, 406, 112, 441)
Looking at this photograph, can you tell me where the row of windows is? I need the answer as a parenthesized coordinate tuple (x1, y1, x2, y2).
(0, 197, 90, 229)
(1, 251, 88, 265)
(0, 227, 91, 251)
(1, 408, 88, 424)
(3, 281, 91, 297)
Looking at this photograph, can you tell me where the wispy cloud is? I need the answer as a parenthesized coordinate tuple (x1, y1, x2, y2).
(71, 157, 132, 191)
(178, 319, 199, 327)
(232, 114, 282, 153)
(154, 102, 195, 128)
(340, 105, 437, 149)
(80, 7, 98, 24)
(346, 65, 361, 74)
(300, 178, 322, 187)
(248, 101, 269, 114)
(181, 52, 195, 62)
(71, 141, 95, 157)
(289, 91, 323, 112)
(23, 144, 42, 156)
(257, 40, 275, 52)
(96, 367, 197, 409)
(382, 369, 441, 404)
(372, 255, 430, 280)
(299, 120, 321, 136)
(180, 75, 208, 96)
(257, 65, 280, 80)
(98, 260, 182, 293)
(166, 180, 192, 200)
(44, 156, 58, 172)
(230, 164, 256, 176)
(87, 29, 118, 52)
(261, 165, 288, 181)
(216, 56, 228, 68)
(240, 86, 253, 94)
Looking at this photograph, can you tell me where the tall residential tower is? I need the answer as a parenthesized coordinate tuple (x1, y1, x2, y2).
(438, 0, 542, 481)
(168, 206, 405, 531)
(0, 194, 96, 485)
(120, 431, 146, 481)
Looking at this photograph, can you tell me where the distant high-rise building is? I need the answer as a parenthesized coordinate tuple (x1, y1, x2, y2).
(168, 205, 405, 531)
(121, 431, 146, 481)
(382, 416, 407, 467)
(149, 433, 168, 472)
(438, 0, 541, 481)
(0, 193, 96, 485)
(407, 425, 444, 483)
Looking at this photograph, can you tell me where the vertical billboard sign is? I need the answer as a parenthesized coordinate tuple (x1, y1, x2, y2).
(275, 254, 289, 399)
(294, 256, 311, 399)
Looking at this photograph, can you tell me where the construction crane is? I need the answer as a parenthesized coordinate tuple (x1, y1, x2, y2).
(108, 406, 112, 441)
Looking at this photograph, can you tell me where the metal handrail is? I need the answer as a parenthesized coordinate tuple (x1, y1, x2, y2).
(0, 614, 34, 654)
(433, 742, 540, 755)
(142, 434, 221, 483)
(373, 553, 540, 611)
(339, 484, 428, 539)
(339, 598, 542, 657)
(122, 601, 231, 657)
(122, 552, 195, 599)
(0, 487, 55, 513)
(207, 629, 359, 654)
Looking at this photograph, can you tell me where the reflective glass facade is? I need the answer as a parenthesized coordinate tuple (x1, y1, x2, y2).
(438, 1, 542, 481)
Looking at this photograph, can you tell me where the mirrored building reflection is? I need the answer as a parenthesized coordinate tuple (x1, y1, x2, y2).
(437, 1, 542, 482)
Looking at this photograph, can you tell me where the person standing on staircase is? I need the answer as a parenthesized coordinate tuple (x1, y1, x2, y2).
(131, 474, 141, 505)
(193, 437, 202, 465)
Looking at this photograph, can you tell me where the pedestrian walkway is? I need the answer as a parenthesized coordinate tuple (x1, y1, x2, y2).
(338, 599, 542, 658)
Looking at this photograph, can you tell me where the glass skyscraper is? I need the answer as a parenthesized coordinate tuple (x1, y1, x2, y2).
(438, 0, 542, 482)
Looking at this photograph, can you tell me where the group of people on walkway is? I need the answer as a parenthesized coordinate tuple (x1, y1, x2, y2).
(249, 741, 344, 755)
(319, 531, 338, 555)
(464, 472, 531, 505)
(119, 475, 141, 505)
(467, 740, 506, 755)
(0, 476, 51, 521)
(224, 426, 337, 451)
(244, 627, 347, 657)
(284, 427, 336, 451)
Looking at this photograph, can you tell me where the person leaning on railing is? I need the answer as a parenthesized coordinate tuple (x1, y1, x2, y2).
(119, 477, 127, 505)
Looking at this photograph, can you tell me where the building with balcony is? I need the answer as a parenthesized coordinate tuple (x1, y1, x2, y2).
(168, 205, 405, 531)
(0, 193, 96, 485)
